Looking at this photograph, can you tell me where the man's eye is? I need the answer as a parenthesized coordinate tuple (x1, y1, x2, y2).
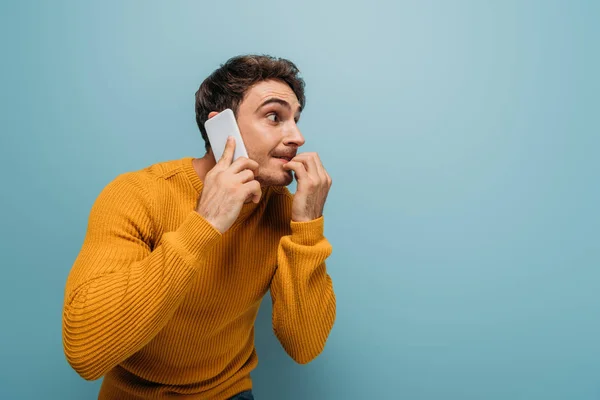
(267, 113, 278, 123)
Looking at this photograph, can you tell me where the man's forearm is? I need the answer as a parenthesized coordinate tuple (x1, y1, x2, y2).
(270, 217, 336, 364)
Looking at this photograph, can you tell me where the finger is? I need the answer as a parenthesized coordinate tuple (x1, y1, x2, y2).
(325, 170, 332, 186)
(292, 153, 323, 181)
(243, 180, 262, 204)
(237, 169, 255, 184)
(312, 153, 328, 182)
(229, 157, 259, 175)
(296, 154, 318, 173)
(282, 160, 309, 180)
(218, 136, 236, 166)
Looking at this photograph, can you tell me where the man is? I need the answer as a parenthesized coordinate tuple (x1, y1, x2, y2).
(62, 55, 336, 400)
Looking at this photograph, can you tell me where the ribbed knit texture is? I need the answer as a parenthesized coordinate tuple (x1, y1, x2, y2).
(62, 157, 336, 400)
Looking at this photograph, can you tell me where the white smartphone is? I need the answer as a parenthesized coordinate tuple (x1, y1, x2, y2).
(204, 108, 249, 162)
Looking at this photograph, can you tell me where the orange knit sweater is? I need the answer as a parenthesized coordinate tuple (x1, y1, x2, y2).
(62, 157, 336, 400)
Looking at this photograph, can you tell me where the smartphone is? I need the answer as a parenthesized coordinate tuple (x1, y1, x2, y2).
(204, 108, 249, 162)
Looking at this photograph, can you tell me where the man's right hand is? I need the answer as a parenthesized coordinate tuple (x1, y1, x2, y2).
(196, 137, 261, 234)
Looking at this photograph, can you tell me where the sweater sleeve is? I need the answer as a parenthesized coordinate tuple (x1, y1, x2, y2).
(62, 173, 221, 380)
(270, 216, 336, 364)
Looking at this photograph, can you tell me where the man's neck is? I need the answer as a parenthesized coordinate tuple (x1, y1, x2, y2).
(191, 150, 217, 183)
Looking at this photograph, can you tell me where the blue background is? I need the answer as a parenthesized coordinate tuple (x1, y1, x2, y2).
(1, 1, 599, 399)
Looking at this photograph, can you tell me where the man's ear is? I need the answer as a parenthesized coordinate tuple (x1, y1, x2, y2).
(208, 111, 219, 119)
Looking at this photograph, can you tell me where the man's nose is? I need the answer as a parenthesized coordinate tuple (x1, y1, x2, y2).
(283, 123, 305, 147)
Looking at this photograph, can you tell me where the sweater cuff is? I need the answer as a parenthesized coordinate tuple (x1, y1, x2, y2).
(174, 211, 222, 265)
(290, 216, 325, 246)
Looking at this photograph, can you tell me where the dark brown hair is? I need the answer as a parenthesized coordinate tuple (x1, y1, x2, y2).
(195, 55, 306, 151)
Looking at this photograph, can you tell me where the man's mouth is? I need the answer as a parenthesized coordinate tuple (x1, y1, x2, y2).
(273, 156, 293, 162)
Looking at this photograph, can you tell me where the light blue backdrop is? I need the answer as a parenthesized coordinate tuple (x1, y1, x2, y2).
(1, 1, 598, 399)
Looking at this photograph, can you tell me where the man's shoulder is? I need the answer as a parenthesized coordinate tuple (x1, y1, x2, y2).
(135, 157, 193, 181)
(110, 158, 191, 185)
(99, 158, 193, 199)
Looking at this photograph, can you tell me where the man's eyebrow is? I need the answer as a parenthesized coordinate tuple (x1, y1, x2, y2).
(255, 98, 302, 114)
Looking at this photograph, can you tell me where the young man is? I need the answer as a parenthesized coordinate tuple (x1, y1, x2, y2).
(62, 55, 336, 400)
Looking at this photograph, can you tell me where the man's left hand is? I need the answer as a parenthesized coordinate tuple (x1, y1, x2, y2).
(283, 152, 332, 222)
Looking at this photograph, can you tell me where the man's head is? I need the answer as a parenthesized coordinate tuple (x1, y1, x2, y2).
(195, 55, 306, 186)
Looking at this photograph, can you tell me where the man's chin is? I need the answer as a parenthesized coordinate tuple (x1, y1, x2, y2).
(281, 174, 294, 186)
(257, 171, 294, 187)
(281, 169, 295, 186)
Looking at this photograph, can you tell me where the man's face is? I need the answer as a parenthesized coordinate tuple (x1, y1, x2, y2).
(235, 79, 305, 187)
